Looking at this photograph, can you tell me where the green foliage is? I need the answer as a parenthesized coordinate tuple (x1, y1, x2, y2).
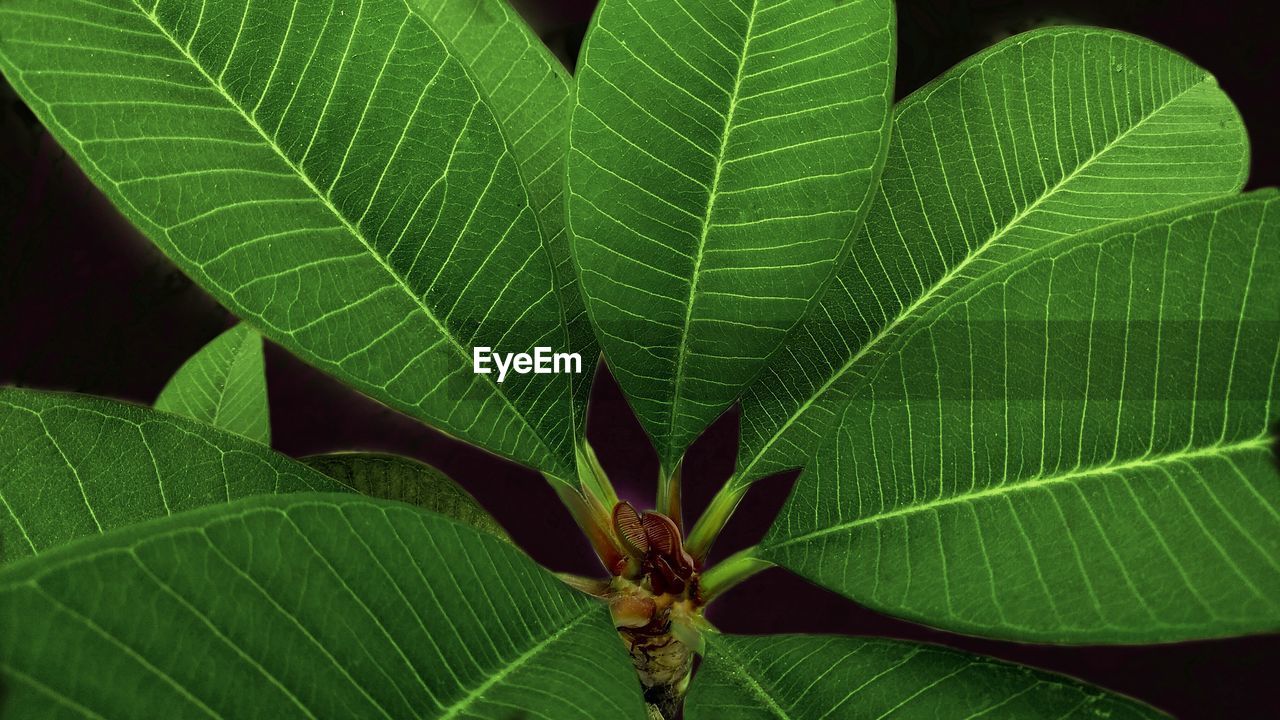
(0, 389, 343, 565)
(0, 495, 646, 719)
(1, 0, 1277, 716)
(0, 0, 579, 478)
(156, 324, 271, 444)
(568, 0, 895, 471)
(687, 634, 1163, 719)
(762, 192, 1280, 642)
(734, 27, 1251, 486)
(409, 0, 597, 427)
(303, 452, 510, 540)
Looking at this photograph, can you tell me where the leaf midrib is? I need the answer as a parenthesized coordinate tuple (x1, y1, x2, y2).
(736, 74, 1215, 485)
(208, 331, 249, 429)
(666, 0, 759, 464)
(130, 1, 563, 471)
(711, 638, 795, 720)
(438, 605, 595, 719)
(766, 433, 1272, 550)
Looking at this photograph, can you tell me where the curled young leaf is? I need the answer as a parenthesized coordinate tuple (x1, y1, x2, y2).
(614, 500, 651, 558)
(642, 511, 680, 559)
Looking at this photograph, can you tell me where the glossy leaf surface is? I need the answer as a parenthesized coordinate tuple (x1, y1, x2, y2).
(0, 389, 341, 564)
(0, 495, 645, 719)
(687, 634, 1163, 719)
(303, 452, 509, 540)
(735, 28, 1250, 485)
(0, 0, 577, 477)
(155, 323, 271, 444)
(763, 193, 1280, 642)
(568, 0, 895, 469)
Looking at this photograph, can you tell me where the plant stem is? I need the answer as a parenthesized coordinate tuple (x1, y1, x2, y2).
(575, 439, 619, 510)
(556, 573, 611, 596)
(684, 480, 747, 562)
(549, 477, 624, 573)
(698, 545, 772, 603)
(656, 462, 683, 531)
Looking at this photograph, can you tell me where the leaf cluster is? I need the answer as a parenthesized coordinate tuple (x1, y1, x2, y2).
(0, 0, 1276, 717)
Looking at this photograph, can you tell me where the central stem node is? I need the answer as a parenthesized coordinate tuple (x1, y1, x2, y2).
(606, 502, 707, 719)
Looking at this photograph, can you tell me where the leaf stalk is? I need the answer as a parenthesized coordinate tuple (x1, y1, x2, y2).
(575, 440, 619, 510)
(684, 480, 747, 562)
(556, 572, 612, 597)
(698, 546, 772, 603)
(549, 477, 625, 574)
(657, 463, 683, 533)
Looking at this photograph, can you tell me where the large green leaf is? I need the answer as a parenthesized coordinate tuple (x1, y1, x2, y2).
(155, 323, 271, 444)
(0, 0, 577, 478)
(0, 494, 646, 719)
(568, 0, 895, 470)
(410, 0, 597, 427)
(303, 452, 510, 540)
(763, 192, 1280, 643)
(686, 634, 1163, 719)
(734, 27, 1251, 485)
(0, 389, 342, 564)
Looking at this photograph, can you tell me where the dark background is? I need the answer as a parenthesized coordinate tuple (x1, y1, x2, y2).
(2, 1, 1277, 717)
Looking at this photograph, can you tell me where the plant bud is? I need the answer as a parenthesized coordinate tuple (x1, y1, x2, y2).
(612, 501, 649, 559)
(610, 595, 656, 629)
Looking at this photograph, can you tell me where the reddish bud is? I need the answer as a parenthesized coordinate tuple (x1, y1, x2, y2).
(612, 501, 649, 559)
(642, 511, 680, 557)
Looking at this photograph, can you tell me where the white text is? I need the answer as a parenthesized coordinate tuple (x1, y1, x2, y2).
(472, 347, 582, 383)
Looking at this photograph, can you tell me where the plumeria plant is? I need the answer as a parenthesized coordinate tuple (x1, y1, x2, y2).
(0, 0, 1276, 718)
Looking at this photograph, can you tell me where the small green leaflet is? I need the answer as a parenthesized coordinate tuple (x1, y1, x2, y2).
(0, 389, 342, 564)
(686, 634, 1164, 719)
(303, 452, 510, 541)
(735, 27, 1251, 485)
(568, 0, 895, 472)
(155, 323, 271, 444)
(763, 192, 1280, 643)
(409, 0, 598, 430)
(0, 0, 578, 478)
(0, 494, 647, 719)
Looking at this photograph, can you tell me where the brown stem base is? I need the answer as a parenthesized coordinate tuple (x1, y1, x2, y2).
(620, 624, 694, 720)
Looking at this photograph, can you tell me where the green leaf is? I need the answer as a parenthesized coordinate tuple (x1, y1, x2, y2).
(568, 0, 895, 470)
(0, 389, 343, 564)
(0, 494, 646, 719)
(687, 634, 1164, 719)
(735, 27, 1251, 485)
(0, 0, 577, 478)
(762, 192, 1280, 643)
(155, 323, 271, 444)
(303, 452, 509, 541)
(409, 0, 598, 428)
